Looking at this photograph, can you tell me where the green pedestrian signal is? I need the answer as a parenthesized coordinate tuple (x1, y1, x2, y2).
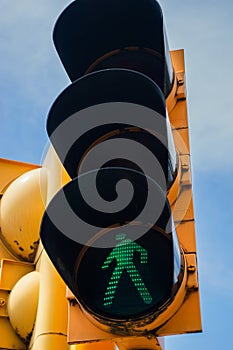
(39, 0, 202, 340)
(41, 168, 183, 321)
(102, 233, 152, 307)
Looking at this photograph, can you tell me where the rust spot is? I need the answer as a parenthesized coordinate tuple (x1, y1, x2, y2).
(19, 247, 24, 252)
(15, 326, 31, 345)
(33, 240, 40, 250)
(19, 226, 22, 232)
(70, 299, 77, 307)
(26, 329, 33, 344)
(14, 240, 19, 245)
(28, 239, 40, 261)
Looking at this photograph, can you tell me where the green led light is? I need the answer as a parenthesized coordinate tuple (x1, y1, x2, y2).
(102, 233, 152, 307)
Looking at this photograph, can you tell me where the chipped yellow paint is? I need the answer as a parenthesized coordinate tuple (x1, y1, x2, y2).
(0, 259, 34, 349)
(8, 271, 40, 342)
(0, 168, 47, 262)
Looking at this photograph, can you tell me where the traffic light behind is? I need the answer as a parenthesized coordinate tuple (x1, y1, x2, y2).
(0, 159, 46, 262)
(0, 159, 47, 349)
(40, 0, 201, 345)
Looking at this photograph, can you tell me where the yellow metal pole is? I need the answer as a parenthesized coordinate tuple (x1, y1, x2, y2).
(29, 147, 70, 350)
(29, 250, 69, 350)
(69, 342, 117, 350)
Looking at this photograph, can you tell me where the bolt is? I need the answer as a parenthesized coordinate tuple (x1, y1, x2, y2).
(182, 163, 189, 170)
(0, 298, 6, 307)
(188, 265, 196, 273)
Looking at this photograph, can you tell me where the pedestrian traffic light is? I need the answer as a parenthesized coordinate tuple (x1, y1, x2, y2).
(40, 0, 201, 346)
(41, 166, 182, 323)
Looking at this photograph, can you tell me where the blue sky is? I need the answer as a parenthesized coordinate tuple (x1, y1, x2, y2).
(1, 0, 233, 349)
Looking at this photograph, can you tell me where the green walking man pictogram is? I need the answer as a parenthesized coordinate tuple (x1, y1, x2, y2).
(102, 233, 153, 307)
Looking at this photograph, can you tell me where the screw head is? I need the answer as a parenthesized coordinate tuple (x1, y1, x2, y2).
(0, 298, 6, 307)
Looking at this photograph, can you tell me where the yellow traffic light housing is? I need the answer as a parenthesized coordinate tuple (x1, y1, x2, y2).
(0, 159, 47, 348)
(62, 49, 202, 344)
(0, 1, 202, 349)
(39, 0, 202, 346)
(0, 158, 47, 262)
(160, 49, 201, 335)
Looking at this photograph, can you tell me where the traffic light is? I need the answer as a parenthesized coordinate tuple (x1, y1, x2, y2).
(39, 0, 202, 347)
(0, 159, 46, 349)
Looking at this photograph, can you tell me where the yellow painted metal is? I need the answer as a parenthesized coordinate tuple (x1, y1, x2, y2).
(69, 338, 164, 350)
(0, 240, 15, 261)
(0, 259, 34, 290)
(0, 168, 47, 262)
(8, 271, 40, 342)
(0, 259, 34, 349)
(115, 337, 164, 350)
(0, 158, 40, 262)
(65, 49, 202, 345)
(42, 145, 70, 202)
(69, 342, 117, 350)
(29, 252, 69, 350)
(29, 334, 68, 349)
(0, 158, 39, 195)
(156, 49, 202, 336)
(0, 317, 26, 350)
(0, 152, 69, 348)
(25, 146, 71, 350)
(67, 294, 116, 344)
